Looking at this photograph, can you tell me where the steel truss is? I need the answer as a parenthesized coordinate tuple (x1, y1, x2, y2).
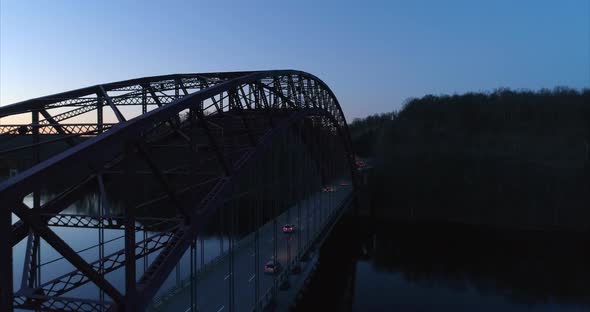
(0, 70, 357, 311)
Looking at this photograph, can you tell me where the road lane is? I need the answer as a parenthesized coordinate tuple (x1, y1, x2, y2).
(151, 182, 352, 312)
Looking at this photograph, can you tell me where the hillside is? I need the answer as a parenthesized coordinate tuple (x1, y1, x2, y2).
(351, 87, 590, 231)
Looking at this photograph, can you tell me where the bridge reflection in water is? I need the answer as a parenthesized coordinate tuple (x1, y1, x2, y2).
(0, 70, 358, 311)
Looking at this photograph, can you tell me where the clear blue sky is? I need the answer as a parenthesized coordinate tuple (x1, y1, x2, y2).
(1, 0, 589, 120)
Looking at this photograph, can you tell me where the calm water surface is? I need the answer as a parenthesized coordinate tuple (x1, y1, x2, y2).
(297, 216, 590, 311)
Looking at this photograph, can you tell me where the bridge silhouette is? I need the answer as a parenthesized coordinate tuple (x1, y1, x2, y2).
(0, 70, 358, 311)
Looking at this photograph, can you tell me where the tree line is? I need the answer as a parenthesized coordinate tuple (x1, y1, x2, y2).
(350, 87, 590, 231)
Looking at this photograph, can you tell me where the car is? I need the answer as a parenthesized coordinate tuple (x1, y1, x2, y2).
(340, 181, 349, 186)
(322, 186, 335, 192)
(355, 160, 365, 167)
(282, 224, 295, 233)
(264, 260, 281, 274)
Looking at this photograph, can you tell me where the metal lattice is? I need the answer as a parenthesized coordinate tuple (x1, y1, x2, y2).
(0, 70, 358, 312)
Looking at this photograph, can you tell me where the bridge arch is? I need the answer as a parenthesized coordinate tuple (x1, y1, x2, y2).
(0, 70, 358, 311)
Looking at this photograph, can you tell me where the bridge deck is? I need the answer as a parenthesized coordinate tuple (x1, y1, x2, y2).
(151, 183, 353, 312)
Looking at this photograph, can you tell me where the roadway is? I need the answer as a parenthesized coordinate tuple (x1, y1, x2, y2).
(150, 181, 353, 312)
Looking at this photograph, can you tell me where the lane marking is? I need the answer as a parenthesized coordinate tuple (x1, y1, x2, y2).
(224, 273, 231, 280)
(217, 305, 225, 312)
(249, 274, 255, 282)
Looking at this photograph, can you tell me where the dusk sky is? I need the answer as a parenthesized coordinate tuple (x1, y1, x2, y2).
(1, 0, 588, 120)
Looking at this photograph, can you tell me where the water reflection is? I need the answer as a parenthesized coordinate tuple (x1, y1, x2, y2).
(12, 192, 237, 304)
(297, 216, 590, 311)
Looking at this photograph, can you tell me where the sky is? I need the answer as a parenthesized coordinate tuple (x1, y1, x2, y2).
(1, 0, 589, 120)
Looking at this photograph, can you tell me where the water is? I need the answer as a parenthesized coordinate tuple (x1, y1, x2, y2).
(297, 216, 590, 311)
(12, 194, 235, 305)
(11, 191, 590, 311)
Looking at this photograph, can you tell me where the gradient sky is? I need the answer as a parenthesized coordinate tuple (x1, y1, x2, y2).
(1, 0, 589, 120)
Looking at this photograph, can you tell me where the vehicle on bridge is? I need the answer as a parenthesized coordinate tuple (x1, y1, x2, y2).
(264, 260, 282, 274)
(282, 224, 296, 233)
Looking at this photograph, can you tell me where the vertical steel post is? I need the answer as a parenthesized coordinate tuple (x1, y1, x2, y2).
(142, 87, 147, 115)
(286, 132, 291, 266)
(98, 174, 107, 309)
(0, 199, 13, 312)
(32, 110, 41, 294)
(190, 240, 196, 312)
(220, 205, 224, 257)
(306, 124, 311, 247)
(272, 136, 278, 292)
(254, 157, 260, 309)
(200, 236, 204, 270)
(229, 195, 235, 312)
(176, 265, 180, 289)
(297, 122, 302, 258)
(124, 147, 137, 311)
(309, 120, 314, 239)
(143, 230, 148, 274)
(97, 96, 104, 134)
(198, 234, 204, 310)
(32, 111, 40, 208)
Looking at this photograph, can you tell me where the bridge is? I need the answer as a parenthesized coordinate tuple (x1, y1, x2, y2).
(0, 70, 359, 311)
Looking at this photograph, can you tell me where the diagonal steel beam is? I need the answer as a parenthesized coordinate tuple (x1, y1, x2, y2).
(144, 84, 191, 142)
(99, 86, 126, 123)
(144, 85, 164, 107)
(11, 175, 97, 247)
(193, 111, 232, 176)
(255, 82, 275, 127)
(28, 228, 177, 299)
(259, 79, 298, 110)
(12, 203, 124, 304)
(177, 79, 189, 95)
(39, 109, 78, 146)
(196, 77, 222, 114)
(41, 105, 96, 124)
(135, 143, 189, 219)
(229, 90, 257, 146)
(238, 85, 253, 110)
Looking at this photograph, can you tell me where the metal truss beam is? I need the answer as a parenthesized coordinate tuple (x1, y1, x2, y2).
(12, 202, 124, 304)
(14, 294, 112, 312)
(26, 228, 177, 300)
(0, 70, 358, 312)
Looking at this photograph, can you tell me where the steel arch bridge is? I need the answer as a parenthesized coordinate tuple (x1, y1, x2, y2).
(0, 70, 358, 311)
